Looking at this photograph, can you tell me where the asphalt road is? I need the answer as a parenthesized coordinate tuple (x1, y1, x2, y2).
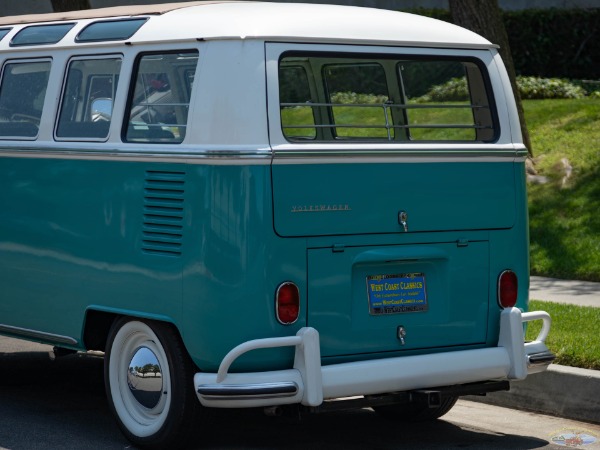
(1, 336, 599, 450)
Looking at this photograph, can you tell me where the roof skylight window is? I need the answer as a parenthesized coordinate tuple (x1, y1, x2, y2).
(76, 18, 148, 43)
(0, 28, 12, 41)
(11, 23, 75, 46)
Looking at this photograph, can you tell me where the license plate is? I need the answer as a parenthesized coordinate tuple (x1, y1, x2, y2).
(366, 273, 428, 315)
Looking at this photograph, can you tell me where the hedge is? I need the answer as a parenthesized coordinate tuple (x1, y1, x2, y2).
(405, 8, 600, 80)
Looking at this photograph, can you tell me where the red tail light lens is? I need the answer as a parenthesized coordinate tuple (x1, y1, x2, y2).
(498, 270, 518, 308)
(276, 282, 300, 325)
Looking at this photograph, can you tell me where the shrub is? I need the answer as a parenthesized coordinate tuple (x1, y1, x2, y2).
(415, 77, 589, 102)
(330, 92, 389, 104)
(331, 78, 594, 105)
(517, 77, 586, 99)
(413, 77, 469, 103)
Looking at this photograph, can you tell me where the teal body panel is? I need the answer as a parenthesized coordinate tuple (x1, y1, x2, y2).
(270, 159, 528, 361)
(0, 157, 185, 343)
(272, 162, 516, 237)
(0, 156, 305, 371)
(308, 241, 490, 357)
(0, 153, 530, 373)
(179, 163, 306, 371)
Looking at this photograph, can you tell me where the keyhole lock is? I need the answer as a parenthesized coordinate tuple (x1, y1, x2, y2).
(397, 326, 407, 345)
(398, 211, 408, 232)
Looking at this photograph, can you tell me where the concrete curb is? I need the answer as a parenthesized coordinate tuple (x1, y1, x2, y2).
(466, 364, 600, 424)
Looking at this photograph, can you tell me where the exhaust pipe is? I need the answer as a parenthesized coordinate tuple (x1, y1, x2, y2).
(263, 406, 283, 417)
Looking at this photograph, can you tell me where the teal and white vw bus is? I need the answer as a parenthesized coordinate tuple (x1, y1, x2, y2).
(0, 2, 554, 448)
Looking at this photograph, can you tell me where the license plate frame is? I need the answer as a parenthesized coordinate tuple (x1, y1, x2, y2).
(366, 273, 428, 315)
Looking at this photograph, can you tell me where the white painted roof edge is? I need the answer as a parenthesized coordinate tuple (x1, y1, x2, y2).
(0, 2, 496, 49)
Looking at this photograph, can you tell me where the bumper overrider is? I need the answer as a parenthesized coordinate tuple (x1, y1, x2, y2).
(194, 307, 554, 408)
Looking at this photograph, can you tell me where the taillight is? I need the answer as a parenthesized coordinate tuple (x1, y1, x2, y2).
(498, 270, 518, 308)
(275, 282, 300, 325)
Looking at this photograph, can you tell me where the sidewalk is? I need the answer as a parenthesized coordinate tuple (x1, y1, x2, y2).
(530, 276, 600, 307)
(469, 275, 600, 424)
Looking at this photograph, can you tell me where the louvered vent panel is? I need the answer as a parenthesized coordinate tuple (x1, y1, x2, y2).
(142, 170, 185, 256)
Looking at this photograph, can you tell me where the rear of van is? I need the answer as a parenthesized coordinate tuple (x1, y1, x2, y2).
(195, 4, 554, 411)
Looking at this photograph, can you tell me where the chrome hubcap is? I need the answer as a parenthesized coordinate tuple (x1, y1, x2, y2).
(127, 346, 163, 409)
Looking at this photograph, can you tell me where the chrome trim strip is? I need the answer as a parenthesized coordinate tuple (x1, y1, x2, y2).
(198, 382, 299, 400)
(273, 156, 525, 165)
(527, 351, 556, 367)
(0, 324, 78, 345)
(0, 147, 527, 164)
(0, 148, 272, 165)
(273, 149, 519, 158)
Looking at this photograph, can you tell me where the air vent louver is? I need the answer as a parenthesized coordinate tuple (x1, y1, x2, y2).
(142, 170, 185, 256)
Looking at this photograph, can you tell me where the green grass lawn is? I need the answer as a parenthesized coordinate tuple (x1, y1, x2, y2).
(525, 99, 600, 371)
(526, 300, 600, 370)
(525, 98, 600, 281)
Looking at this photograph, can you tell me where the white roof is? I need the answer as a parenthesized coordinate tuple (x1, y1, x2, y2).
(0, 1, 494, 49)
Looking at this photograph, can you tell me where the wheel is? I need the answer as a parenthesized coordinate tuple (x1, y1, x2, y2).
(373, 395, 458, 421)
(104, 317, 200, 449)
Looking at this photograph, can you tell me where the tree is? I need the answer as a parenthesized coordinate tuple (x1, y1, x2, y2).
(51, 0, 90, 12)
(449, 0, 533, 157)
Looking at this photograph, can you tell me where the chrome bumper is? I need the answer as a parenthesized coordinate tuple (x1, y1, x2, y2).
(194, 307, 553, 408)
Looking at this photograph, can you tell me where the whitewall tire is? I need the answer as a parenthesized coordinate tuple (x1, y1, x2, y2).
(104, 318, 200, 449)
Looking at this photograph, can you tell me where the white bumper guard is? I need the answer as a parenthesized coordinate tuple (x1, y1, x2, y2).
(195, 307, 553, 408)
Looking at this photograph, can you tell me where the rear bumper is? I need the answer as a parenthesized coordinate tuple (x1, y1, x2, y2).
(194, 307, 554, 408)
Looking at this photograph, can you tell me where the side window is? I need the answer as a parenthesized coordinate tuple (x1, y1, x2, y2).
(124, 51, 199, 144)
(56, 57, 121, 140)
(0, 60, 51, 139)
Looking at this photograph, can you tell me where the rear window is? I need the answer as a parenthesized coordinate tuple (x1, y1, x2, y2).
(279, 53, 496, 143)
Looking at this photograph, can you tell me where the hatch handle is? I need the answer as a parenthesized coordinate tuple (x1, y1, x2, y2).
(398, 211, 408, 232)
(353, 246, 448, 264)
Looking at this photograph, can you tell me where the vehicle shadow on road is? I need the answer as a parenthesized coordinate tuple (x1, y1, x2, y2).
(0, 350, 550, 450)
(0, 350, 128, 449)
(196, 407, 549, 450)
